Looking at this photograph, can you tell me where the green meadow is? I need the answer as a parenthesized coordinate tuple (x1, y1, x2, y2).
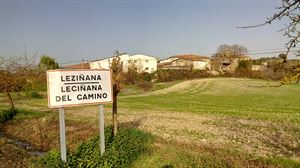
(119, 78, 300, 122)
(1, 78, 300, 167)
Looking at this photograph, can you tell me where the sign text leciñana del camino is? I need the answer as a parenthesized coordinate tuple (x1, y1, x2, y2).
(47, 69, 112, 108)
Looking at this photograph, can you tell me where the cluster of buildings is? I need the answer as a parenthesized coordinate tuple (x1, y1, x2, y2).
(64, 53, 251, 73)
(64, 53, 214, 73)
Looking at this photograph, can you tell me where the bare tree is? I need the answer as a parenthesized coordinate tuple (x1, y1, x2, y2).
(211, 44, 248, 72)
(110, 51, 125, 136)
(0, 56, 37, 110)
(238, 0, 300, 56)
(213, 44, 248, 58)
(238, 0, 300, 83)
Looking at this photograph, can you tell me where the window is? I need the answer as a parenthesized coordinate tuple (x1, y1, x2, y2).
(145, 60, 148, 63)
(134, 60, 137, 63)
(145, 67, 149, 70)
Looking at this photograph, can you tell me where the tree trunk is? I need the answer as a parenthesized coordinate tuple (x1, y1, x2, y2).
(112, 85, 118, 136)
(5, 91, 15, 110)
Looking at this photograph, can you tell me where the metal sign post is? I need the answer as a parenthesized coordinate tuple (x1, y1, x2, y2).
(99, 104, 105, 155)
(47, 69, 113, 162)
(59, 107, 67, 162)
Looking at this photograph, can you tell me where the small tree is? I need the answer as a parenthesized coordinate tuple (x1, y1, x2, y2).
(38, 55, 59, 72)
(110, 51, 125, 136)
(236, 60, 252, 74)
(0, 56, 37, 110)
(125, 61, 139, 84)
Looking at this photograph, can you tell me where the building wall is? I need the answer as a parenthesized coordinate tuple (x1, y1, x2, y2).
(90, 54, 157, 73)
(193, 60, 211, 70)
(127, 54, 157, 73)
(89, 54, 130, 70)
(171, 59, 192, 67)
(251, 65, 262, 71)
(159, 58, 212, 70)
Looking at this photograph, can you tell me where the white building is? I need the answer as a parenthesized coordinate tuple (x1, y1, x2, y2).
(89, 54, 130, 70)
(158, 54, 211, 70)
(89, 53, 157, 73)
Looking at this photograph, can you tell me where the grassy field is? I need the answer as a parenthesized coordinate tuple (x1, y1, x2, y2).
(0, 78, 300, 167)
(120, 78, 300, 122)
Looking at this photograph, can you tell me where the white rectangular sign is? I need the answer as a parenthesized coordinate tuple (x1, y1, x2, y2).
(47, 69, 112, 108)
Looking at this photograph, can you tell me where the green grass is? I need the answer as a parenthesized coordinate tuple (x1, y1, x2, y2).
(1, 78, 300, 167)
(119, 78, 300, 123)
(133, 138, 300, 168)
(32, 127, 153, 168)
(119, 81, 182, 96)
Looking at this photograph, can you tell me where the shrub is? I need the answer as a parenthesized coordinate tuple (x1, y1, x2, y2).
(98, 128, 152, 167)
(25, 90, 42, 98)
(124, 70, 155, 85)
(124, 68, 139, 84)
(236, 60, 252, 72)
(139, 72, 155, 82)
(32, 127, 153, 168)
(157, 69, 210, 82)
(31, 150, 64, 168)
(137, 81, 153, 91)
(0, 109, 17, 123)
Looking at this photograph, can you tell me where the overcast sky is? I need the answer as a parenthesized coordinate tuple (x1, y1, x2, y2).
(0, 0, 298, 65)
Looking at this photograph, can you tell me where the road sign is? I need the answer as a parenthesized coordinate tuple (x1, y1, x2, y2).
(47, 69, 112, 108)
(47, 69, 111, 162)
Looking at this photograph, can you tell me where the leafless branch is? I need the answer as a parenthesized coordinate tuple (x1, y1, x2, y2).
(237, 0, 300, 56)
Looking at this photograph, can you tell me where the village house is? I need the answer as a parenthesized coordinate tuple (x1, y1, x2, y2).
(63, 63, 90, 69)
(219, 55, 251, 73)
(89, 53, 157, 73)
(158, 54, 211, 70)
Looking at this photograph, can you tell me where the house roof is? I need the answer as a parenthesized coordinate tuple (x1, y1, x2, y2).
(89, 53, 128, 63)
(170, 54, 210, 61)
(89, 53, 158, 63)
(158, 58, 192, 67)
(130, 54, 158, 60)
(63, 63, 90, 69)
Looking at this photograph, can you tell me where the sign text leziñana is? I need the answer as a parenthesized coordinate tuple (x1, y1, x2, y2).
(47, 69, 112, 108)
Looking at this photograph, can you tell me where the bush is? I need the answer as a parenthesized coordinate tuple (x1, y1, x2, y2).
(157, 69, 211, 82)
(137, 81, 153, 91)
(31, 150, 64, 168)
(236, 60, 252, 72)
(125, 70, 155, 85)
(25, 90, 42, 98)
(32, 127, 153, 168)
(98, 128, 152, 167)
(0, 109, 18, 123)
